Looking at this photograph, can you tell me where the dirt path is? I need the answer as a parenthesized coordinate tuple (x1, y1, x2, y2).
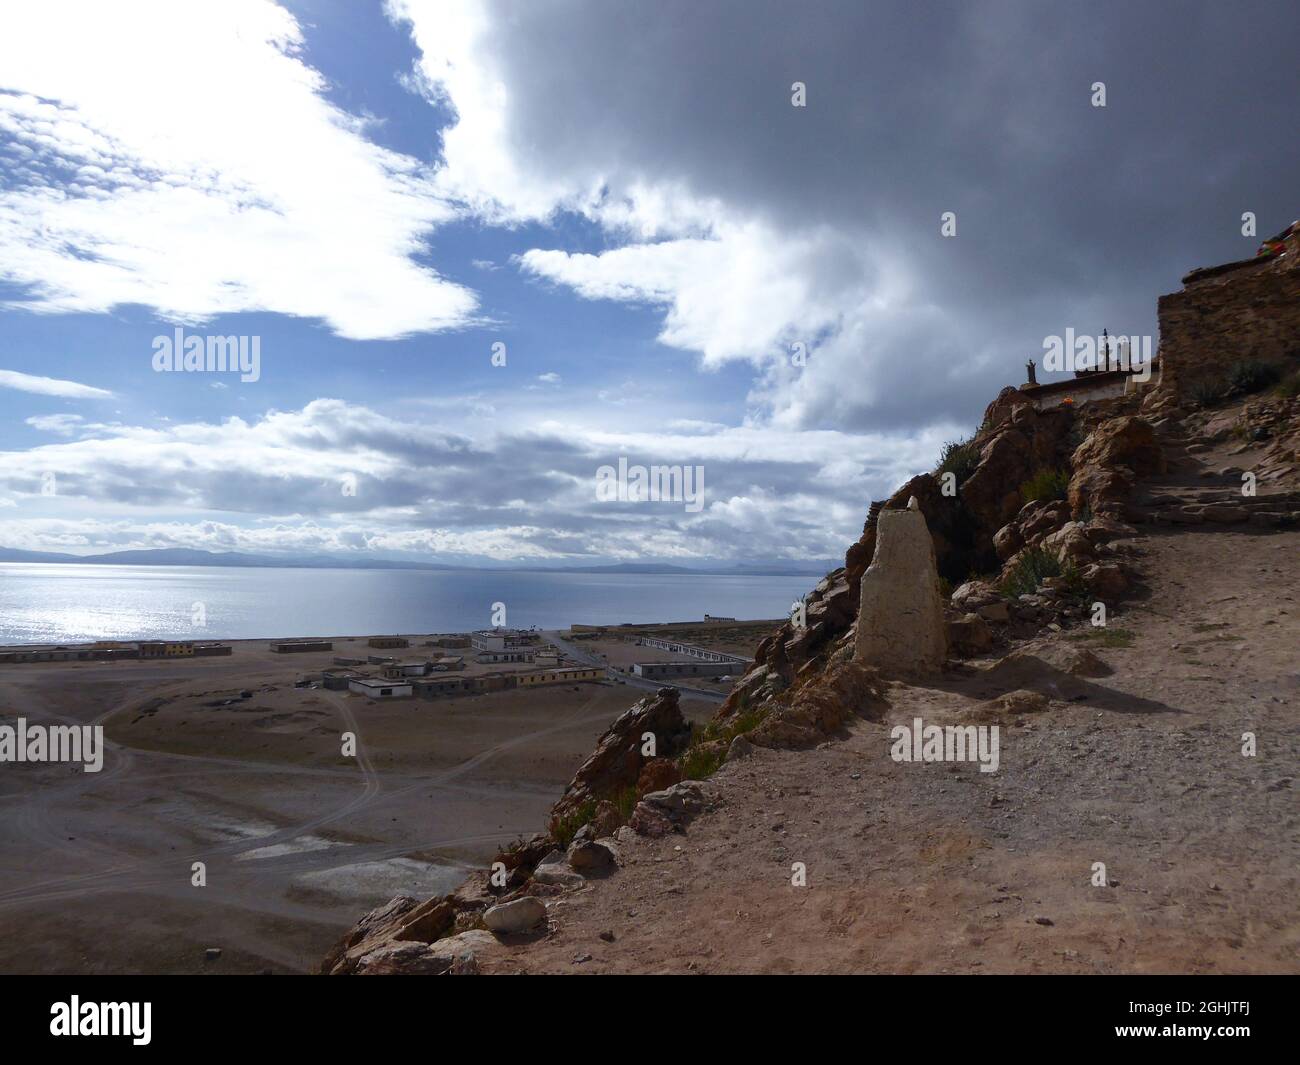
(473, 517, 1299, 974)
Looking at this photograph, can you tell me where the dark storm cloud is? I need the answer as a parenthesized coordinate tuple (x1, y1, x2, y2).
(424, 0, 1299, 431)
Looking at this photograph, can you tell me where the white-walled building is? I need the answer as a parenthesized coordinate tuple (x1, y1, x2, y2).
(348, 677, 413, 699)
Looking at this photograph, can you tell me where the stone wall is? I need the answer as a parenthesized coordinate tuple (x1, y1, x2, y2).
(1157, 225, 1300, 398)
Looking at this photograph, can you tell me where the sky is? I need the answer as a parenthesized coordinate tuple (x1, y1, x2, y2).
(0, 0, 1296, 566)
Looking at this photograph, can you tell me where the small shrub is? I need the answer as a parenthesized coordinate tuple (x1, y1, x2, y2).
(678, 743, 726, 782)
(550, 798, 596, 847)
(999, 545, 1067, 599)
(937, 437, 980, 485)
(613, 784, 638, 822)
(1275, 370, 1300, 399)
(1019, 467, 1070, 504)
(677, 702, 772, 781)
(937, 575, 953, 599)
(1226, 359, 1281, 396)
(1188, 376, 1228, 409)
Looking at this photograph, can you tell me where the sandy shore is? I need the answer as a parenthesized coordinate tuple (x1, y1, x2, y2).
(0, 633, 725, 973)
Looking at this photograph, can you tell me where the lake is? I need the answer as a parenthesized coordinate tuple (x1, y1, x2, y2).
(0, 563, 817, 644)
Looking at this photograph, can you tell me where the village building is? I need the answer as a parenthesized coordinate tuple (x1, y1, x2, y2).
(425, 634, 470, 649)
(470, 628, 540, 653)
(515, 666, 604, 687)
(321, 670, 360, 691)
(269, 639, 332, 653)
(474, 648, 536, 664)
(138, 640, 195, 657)
(635, 635, 749, 666)
(1018, 331, 1160, 410)
(347, 677, 413, 699)
(631, 660, 735, 680)
(367, 636, 409, 649)
(381, 660, 435, 679)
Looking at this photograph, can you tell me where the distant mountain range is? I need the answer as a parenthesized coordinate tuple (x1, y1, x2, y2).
(0, 546, 837, 578)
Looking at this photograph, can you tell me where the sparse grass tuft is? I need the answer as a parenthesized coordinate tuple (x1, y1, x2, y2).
(1072, 626, 1136, 648)
(1226, 359, 1281, 396)
(1019, 467, 1070, 504)
(613, 785, 638, 822)
(678, 743, 726, 782)
(550, 798, 596, 847)
(677, 702, 772, 781)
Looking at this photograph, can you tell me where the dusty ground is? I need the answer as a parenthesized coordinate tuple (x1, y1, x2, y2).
(0, 645, 715, 974)
(474, 518, 1299, 973)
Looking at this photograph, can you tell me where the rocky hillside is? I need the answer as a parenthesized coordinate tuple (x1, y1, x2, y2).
(321, 305, 1299, 975)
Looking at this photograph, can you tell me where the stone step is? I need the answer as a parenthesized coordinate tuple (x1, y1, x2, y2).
(1134, 492, 1299, 509)
(1127, 506, 1300, 527)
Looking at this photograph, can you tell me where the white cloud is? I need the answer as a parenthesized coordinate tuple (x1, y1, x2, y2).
(0, 398, 960, 562)
(0, 369, 114, 399)
(0, 0, 476, 339)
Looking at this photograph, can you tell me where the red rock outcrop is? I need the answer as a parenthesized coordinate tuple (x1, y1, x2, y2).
(548, 686, 691, 832)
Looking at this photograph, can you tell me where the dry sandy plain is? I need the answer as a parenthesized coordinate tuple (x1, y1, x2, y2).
(0, 633, 723, 974)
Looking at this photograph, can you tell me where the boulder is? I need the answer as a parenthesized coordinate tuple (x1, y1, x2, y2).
(548, 687, 691, 832)
(628, 801, 674, 838)
(951, 579, 1000, 611)
(947, 613, 993, 656)
(566, 840, 617, 873)
(1081, 515, 1138, 544)
(482, 896, 547, 935)
(1081, 562, 1128, 598)
(1068, 465, 1135, 517)
(1057, 647, 1111, 677)
(1071, 416, 1165, 477)
(532, 861, 585, 888)
(727, 734, 756, 760)
(854, 497, 947, 676)
(392, 898, 456, 944)
(1041, 522, 1095, 565)
(747, 658, 885, 749)
(641, 780, 705, 816)
(976, 600, 1011, 623)
(993, 522, 1023, 560)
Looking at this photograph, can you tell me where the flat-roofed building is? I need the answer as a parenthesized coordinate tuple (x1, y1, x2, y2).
(138, 640, 195, 657)
(348, 677, 412, 699)
(474, 649, 535, 664)
(470, 628, 540, 653)
(269, 640, 333, 653)
(632, 661, 735, 679)
(516, 666, 604, 687)
(381, 661, 433, 679)
(368, 636, 409, 649)
(426, 634, 470, 649)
